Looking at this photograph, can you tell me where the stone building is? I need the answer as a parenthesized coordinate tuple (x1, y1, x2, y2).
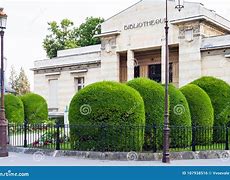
(32, 0, 230, 116)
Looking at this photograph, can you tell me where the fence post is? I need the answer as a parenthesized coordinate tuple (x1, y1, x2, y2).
(225, 126, 229, 150)
(153, 125, 157, 153)
(56, 122, 60, 150)
(192, 126, 196, 152)
(7, 124, 10, 144)
(56, 121, 60, 150)
(24, 119, 28, 148)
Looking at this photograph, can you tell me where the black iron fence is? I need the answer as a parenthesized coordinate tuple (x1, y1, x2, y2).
(8, 123, 230, 153)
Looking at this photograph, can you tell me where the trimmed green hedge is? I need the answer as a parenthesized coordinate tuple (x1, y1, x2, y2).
(5, 94, 24, 124)
(168, 84, 192, 148)
(20, 93, 48, 124)
(180, 84, 214, 144)
(218, 106, 230, 126)
(127, 78, 164, 150)
(192, 76, 230, 127)
(192, 76, 230, 142)
(69, 81, 145, 152)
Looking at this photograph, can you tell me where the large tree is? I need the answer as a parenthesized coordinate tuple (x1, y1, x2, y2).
(43, 19, 78, 59)
(9, 67, 30, 95)
(9, 65, 18, 92)
(77, 17, 104, 47)
(43, 17, 104, 59)
(16, 68, 30, 95)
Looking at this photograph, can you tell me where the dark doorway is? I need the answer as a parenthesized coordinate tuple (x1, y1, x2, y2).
(148, 63, 173, 83)
(134, 66, 140, 78)
(169, 63, 173, 83)
(148, 64, 161, 82)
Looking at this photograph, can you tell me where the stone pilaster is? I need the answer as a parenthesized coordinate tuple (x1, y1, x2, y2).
(178, 23, 202, 87)
(127, 50, 135, 81)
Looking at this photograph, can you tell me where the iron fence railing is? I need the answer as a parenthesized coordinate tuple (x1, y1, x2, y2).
(8, 123, 230, 153)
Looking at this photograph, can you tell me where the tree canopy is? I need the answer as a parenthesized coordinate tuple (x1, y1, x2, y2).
(43, 19, 78, 59)
(9, 66, 30, 95)
(43, 17, 104, 59)
(77, 17, 104, 47)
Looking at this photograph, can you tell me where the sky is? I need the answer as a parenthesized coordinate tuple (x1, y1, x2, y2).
(0, 0, 230, 91)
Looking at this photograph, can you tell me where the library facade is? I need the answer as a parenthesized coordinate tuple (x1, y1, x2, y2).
(32, 0, 230, 115)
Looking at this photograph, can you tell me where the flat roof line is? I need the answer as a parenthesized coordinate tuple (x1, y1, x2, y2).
(171, 15, 230, 32)
(201, 45, 230, 51)
(34, 50, 101, 63)
(31, 60, 101, 71)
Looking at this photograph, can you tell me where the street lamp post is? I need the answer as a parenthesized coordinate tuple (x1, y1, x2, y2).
(162, 0, 184, 163)
(0, 7, 8, 157)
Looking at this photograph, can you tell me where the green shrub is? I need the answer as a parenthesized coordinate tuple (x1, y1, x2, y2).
(180, 84, 214, 144)
(168, 84, 192, 148)
(192, 76, 230, 142)
(127, 78, 164, 150)
(192, 76, 230, 126)
(218, 106, 230, 126)
(69, 81, 145, 152)
(5, 94, 24, 124)
(20, 93, 48, 124)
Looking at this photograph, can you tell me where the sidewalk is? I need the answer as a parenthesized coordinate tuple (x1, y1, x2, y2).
(0, 152, 230, 166)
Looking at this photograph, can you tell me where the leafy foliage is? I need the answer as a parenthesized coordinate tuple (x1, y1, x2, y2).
(218, 106, 230, 126)
(20, 93, 48, 124)
(127, 78, 164, 150)
(192, 76, 230, 127)
(69, 81, 145, 151)
(5, 94, 24, 123)
(168, 84, 192, 148)
(43, 19, 78, 59)
(43, 17, 104, 59)
(16, 68, 30, 95)
(32, 129, 68, 147)
(77, 17, 104, 47)
(180, 84, 214, 144)
(9, 65, 17, 92)
(9, 66, 30, 95)
(192, 76, 230, 142)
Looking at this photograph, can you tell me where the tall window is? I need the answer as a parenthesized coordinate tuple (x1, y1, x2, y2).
(134, 66, 140, 78)
(74, 77, 85, 91)
(48, 79, 58, 109)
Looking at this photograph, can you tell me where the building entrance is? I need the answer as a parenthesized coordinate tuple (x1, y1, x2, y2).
(119, 47, 179, 86)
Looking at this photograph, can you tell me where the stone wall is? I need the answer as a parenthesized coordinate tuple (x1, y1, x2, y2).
(201, 49, 230, 84)
(33, 45, 102, 113)
(8, 146, 230, 162)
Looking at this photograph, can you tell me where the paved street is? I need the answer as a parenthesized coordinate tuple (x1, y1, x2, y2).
(0, 152, 230, 166)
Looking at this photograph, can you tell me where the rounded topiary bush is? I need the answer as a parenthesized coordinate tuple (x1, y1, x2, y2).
(20, 93, 48, 124)
(69, 81, 145, 152)
(127, 78, 164, 150)
(218, 106, 230, 127)
(168, 84, 192, 148)
(192, 76, 230, 125)
(192, 76, 230, 142)
(180, 84, 214, 144)
(5, 94, 24, 124)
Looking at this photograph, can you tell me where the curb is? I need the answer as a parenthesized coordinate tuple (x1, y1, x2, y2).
(8, 146, 230, 161)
